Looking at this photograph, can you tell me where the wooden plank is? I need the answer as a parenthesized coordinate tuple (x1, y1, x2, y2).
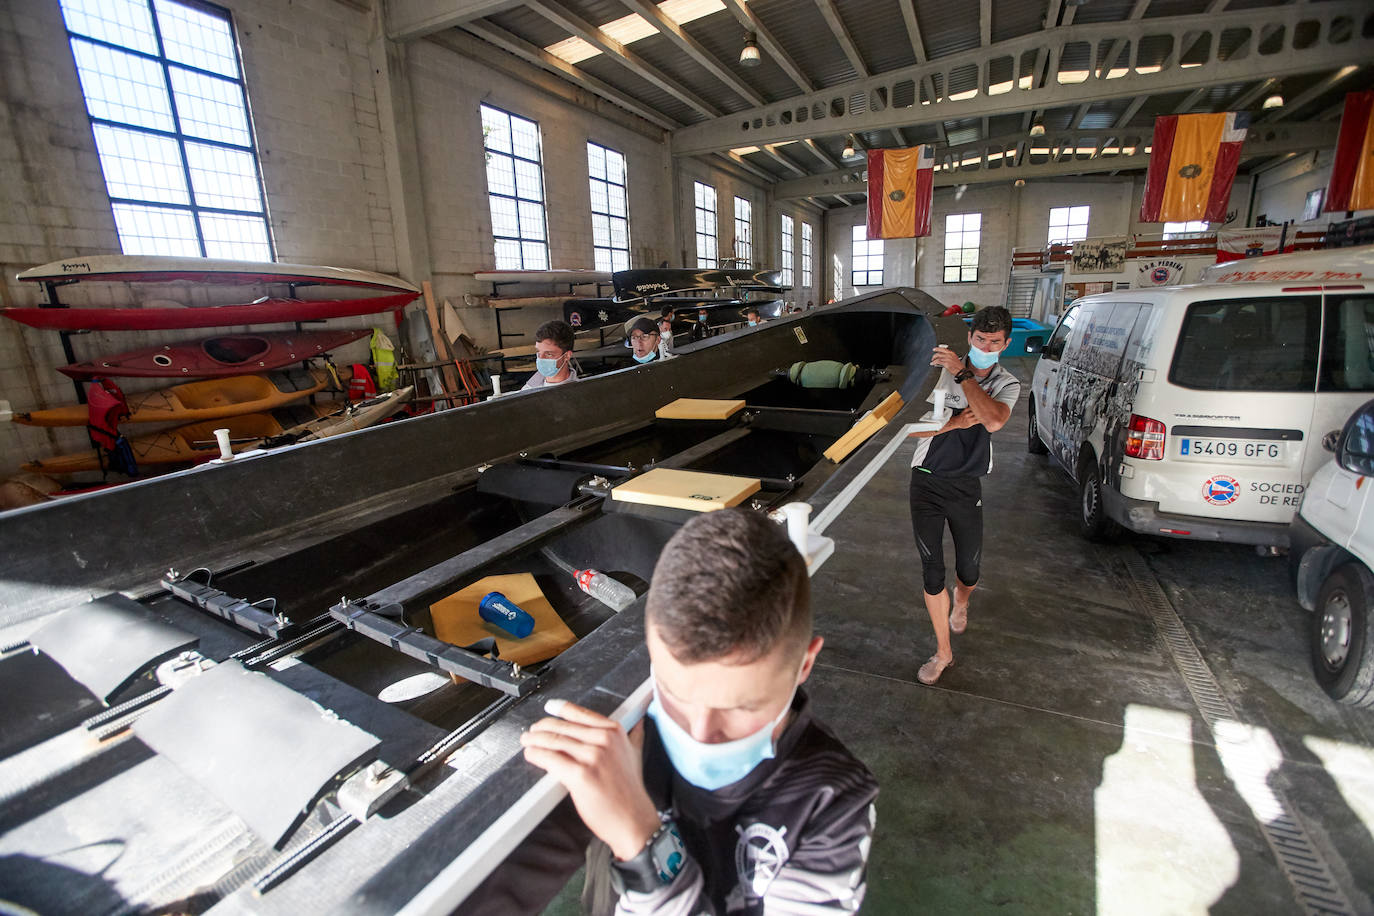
(423, 281, 462, 397)
(654, 398, 747, 421)
(871, 391, 905, 422)
(430, 572, 577, 681)
(610, 468, 760, 512)
(823, 410, 891, 463)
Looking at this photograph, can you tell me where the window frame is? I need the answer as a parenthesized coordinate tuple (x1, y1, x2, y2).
(694, 181, 718, 269)
(1048, 205, 1090, 245)
(733, 196, 752, 266)
(801, 221, 813, 288)
(780, 213, 794, 286)
(482, 102, 550, 270)
(587, 140, 631, 273)
(942, 212, 981, 284)
(851, 225, 884, 287)
(61, 0, 274, 260)
(1162, 220, 1210, 240)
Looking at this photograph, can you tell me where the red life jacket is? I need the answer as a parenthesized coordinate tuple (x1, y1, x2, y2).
(86, 378, 129, 451)
(348, 363, 377, 402)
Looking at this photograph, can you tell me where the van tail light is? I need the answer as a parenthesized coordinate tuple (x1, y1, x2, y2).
(1125, 414, 1166, 460)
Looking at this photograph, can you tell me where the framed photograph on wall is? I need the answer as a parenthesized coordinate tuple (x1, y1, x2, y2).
(1303, 189, 1325, 223)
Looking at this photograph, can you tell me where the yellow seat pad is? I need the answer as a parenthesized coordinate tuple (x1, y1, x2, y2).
(654, 398, 746, 420)
(430, 573, 576, 681)
(611, 467, 761, 512)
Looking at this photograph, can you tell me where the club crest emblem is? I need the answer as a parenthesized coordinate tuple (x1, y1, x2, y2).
(888, 189, 906, 202)
(1202, 475, 1239, 505)
(1178, 163, 1203, 179)
(735, 823, 789, 898)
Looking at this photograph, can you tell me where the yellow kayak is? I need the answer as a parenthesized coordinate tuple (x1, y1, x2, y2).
(13, 370, 332, 427)
(23, 412, 297, 475)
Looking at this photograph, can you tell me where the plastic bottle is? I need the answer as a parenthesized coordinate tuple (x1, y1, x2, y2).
(574, 569, 636, 612)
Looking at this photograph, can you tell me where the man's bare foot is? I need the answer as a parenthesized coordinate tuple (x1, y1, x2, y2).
(918, 653, 954, 685)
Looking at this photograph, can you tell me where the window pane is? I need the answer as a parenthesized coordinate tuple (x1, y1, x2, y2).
(589, 179, 608, 215)
(93, 124, 189, 204)
(154, 0, 239, 78)
(486, 156, 515, 196)
(1320, 296, 1374, 392)
(607, 184, 627, 218)
(494, 238, 522, 269)
(594, 248, 612, 272)
(609, 218, 628, 249)
(482, 107, 512, 153)
(587, 142, 605, 180)
(185, 142, 260, 210)
(511, 117, 540, 160)
(169, 67, 251, 146)
(70, 40, 175, 132)
(517, 200, 546, 241)
(1071, 206, 1089, 222)
(945, 266, 960, 283)
(200, 212, 271, 260)
(605, 149, 626, 185)
(111, 203, 200, 256)
(521, 241, 548, 269)
(514, 158, 542, 201)
(490, 196, 519, 238)
(62, 0, 158, 53)
(1170, 297, 1320, 391)
(612, 249, 630, 272)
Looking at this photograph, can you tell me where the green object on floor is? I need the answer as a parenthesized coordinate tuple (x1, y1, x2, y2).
(789, 360, 858, 389)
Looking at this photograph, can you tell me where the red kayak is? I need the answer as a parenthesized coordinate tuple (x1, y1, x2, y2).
(1, 292, 417, 331)
(59, 329, 371, 379)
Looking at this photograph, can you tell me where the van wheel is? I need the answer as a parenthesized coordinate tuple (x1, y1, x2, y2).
(1311, 565, 1374, 708)
(1078, 459, 1118, 542)
(1027, 401, 1048, 455)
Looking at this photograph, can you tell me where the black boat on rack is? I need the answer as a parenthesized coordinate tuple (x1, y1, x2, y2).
(0, 288, 962, 915)
(563, 266, 787, 334)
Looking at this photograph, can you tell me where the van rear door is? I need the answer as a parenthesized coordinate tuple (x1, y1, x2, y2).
(1159, 294, 1321, 524)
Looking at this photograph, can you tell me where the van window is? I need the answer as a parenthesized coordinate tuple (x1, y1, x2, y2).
(1042, 306, 1078, 361)
(1169, 296, 1320, 391)
(1319, 295, 1374, 392)
(1064, 302, 1143, 378)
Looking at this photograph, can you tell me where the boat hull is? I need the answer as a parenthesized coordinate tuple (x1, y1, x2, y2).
(22, 412, 293, 475)
(58, 329, 371, 379)
(17, 255, 420, 293)
(1, 292, 416, 332)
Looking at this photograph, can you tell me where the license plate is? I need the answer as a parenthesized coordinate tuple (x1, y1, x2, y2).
(1178, 438, 1284, 462)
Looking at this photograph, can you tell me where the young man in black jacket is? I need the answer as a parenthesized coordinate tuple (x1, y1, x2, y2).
(470, 509, 878, 914)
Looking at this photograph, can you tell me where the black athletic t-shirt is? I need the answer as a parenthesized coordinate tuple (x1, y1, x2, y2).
(911, 363, 1021, 478)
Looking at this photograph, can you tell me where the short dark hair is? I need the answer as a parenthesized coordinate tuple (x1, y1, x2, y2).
(646, 508, 811, 665)
(534, 320, 575, 352)
(970, 305, 1012, 339)
(744, 307, 760, 319)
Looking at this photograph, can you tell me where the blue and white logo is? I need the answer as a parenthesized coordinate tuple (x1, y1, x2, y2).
(1202, 475, 1239, 505)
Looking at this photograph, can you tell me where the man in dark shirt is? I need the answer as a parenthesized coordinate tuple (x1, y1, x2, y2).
(908, 306, 1021, 685)
(479, 509, 878, 914)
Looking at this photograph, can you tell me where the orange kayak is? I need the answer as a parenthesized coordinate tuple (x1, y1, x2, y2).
(21, 412, 309, 475)
(13, 370, 333, 427)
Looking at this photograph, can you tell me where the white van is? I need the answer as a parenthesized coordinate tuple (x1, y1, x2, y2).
(1289, 398, 1374, 707)
(1028, 245, 1374, 545)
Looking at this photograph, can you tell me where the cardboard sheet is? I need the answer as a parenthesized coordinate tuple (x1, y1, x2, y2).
(654, 398, 747, 421)
(610, 467, 761, 512)
(430, 573, 576, 679)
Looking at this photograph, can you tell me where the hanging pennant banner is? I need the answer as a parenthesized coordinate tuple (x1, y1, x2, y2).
(1139, 112, 1248, 223)
(866, 146, 934, 239)
(1324, 91, 1374, 214)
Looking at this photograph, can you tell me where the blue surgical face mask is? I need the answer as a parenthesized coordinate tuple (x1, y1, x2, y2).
(968, 343, 1001, 369)
(535, 356, 563, 377)
(698, 314, 708, 322)
(648, 676, 797, 790)
(633, 351, 656, 364)
(748, 320, 757, 327)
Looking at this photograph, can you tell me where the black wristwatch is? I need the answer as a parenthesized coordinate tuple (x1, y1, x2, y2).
(610, 818, 687, 894)
(953, 365, 976, 384)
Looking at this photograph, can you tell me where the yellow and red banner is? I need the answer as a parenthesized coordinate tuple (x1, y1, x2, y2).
(1139, 112, 1247, 223)
(866, 146, 934, 239)
(1325, 91, 1374, 214)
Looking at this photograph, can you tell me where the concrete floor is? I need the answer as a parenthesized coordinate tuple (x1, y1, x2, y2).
(547, 358, 1374, 914)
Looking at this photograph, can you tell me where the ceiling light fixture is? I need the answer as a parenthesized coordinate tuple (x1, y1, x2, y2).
(1029, 120, 1046, 137)
(1014, 178, 1026, 188)
(739, 33, 760, 67)
(842, 135, 856, 159)
(1262, 92, 1284, 110)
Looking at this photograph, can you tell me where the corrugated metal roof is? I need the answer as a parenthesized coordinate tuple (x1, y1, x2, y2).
(483, 6, 571, 50)
(749, 0, 863, 89)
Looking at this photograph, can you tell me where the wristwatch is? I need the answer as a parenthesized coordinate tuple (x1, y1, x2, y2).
(610, 818, 687, 894)
(953, 365, 976, 384)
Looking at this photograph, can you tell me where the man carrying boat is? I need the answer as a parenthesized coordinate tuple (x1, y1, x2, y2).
(465, 509, 878, 914)
(522, 320, 579, 389)
(907, 306, 1019, 686)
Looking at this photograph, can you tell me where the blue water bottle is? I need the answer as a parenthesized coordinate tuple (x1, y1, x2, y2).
(478, 591, 535, 638)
